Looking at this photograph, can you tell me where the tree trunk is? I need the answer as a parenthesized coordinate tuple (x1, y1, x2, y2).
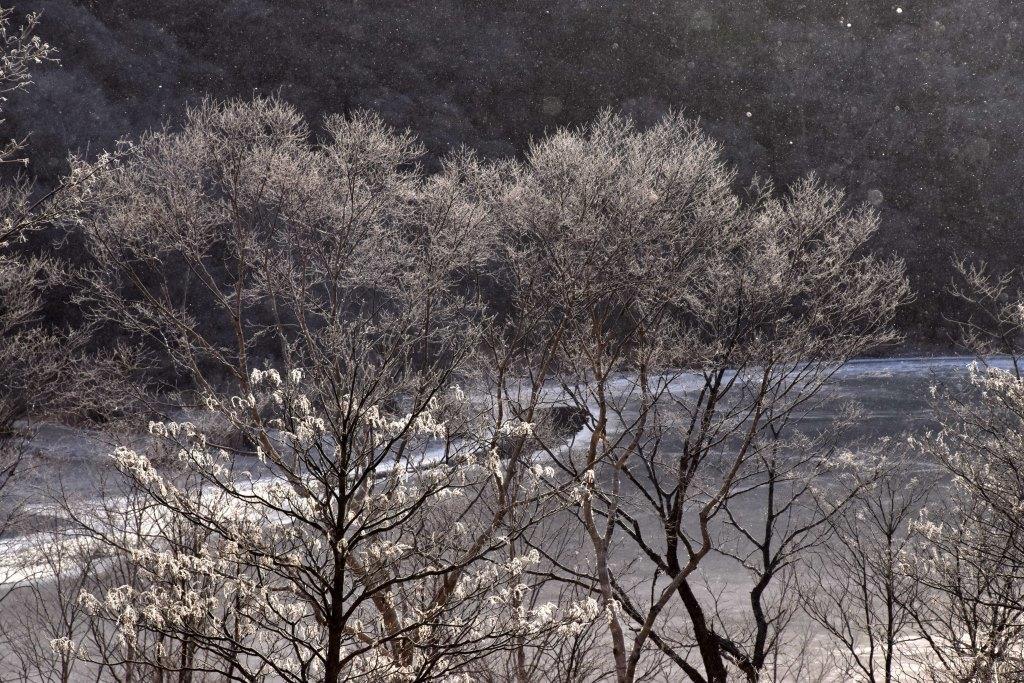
(323, 561, 346, 683)
(673, 573, 730, 682)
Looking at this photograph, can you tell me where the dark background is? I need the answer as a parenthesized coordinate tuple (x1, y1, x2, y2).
(6, 0, 1022, 344)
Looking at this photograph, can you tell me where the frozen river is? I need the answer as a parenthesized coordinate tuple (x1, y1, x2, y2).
(3, 354, 1008, 544)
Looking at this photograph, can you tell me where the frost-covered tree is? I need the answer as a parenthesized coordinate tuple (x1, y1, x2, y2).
(947, 258, 1024, 370)
(55, 100, 912, 682)
(785, 263, 1024, 683)
(905, 363, 1024, 682)
(0, 6, 56, 546)
(481, 112, 909, 682)
(64, 98, 596, 682)
(0, 7, 122, 582)
(900, 269, 1024, 682)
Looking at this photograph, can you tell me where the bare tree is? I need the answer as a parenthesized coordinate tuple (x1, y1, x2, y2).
(801, 458, 928, 682)
(0, 526, 100, 683)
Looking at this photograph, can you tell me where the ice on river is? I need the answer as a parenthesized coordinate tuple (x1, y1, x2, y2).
(0, 355, 1009, 585)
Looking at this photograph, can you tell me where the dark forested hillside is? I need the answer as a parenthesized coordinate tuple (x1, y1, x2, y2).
(6, 0, 1023, 342)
